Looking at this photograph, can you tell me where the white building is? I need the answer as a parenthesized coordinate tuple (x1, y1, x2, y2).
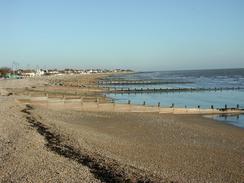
(21, 70, 36, 77)
(36, 69, 45, 76)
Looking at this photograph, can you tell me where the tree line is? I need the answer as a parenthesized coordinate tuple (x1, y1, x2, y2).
(0, 67, 12, 77)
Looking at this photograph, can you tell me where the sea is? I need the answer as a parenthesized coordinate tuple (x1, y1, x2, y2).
(105, 68, 244, 128)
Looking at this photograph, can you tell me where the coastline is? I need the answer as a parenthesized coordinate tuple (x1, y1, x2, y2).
(12, 73, 244, 116)
(1, 75, 244, 182)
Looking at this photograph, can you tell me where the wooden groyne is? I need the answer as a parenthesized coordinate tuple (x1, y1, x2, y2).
(106, 87, 243, 94)
(98, 80, 193, 85)
(17, 96, 244, 115)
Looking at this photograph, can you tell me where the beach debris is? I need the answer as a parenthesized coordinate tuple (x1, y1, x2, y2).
(21, 105, 160, 183)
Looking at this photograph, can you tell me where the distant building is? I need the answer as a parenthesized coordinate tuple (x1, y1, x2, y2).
(21, 70, 36, 77)
(46, 69, 60, 75)
(36, 69, 45, 76)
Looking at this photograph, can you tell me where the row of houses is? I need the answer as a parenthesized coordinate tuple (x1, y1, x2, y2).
(1, 69, 58, 78)
(61, 69, 132, 74)
(0, 68, 133, 78)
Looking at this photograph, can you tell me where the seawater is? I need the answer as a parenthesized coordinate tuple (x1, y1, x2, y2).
(205, 114, 244, 128)
(106, 68, 244, 128)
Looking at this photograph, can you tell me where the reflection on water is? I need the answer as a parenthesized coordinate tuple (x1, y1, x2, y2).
(205, 114, 244, 128)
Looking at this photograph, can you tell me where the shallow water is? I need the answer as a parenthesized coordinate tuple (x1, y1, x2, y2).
(108, 90, 244, 109)
(106, 68, 244, 128)
(205, 114, 244, 128)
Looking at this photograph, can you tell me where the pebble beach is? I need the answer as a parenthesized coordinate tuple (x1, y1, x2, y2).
(0, 75, 244, 182)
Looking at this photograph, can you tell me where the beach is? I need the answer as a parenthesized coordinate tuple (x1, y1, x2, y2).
(0, 75, 244, 182)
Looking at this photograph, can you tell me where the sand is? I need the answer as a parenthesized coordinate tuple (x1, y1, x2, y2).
(0, 76, 244, 182)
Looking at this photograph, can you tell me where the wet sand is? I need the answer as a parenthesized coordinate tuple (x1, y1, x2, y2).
(1, 76, 244, 182)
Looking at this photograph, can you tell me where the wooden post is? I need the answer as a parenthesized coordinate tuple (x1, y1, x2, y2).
(46, 96, 49, 109)
(128, 100, 132, 112)
(97, 97, 99, 109)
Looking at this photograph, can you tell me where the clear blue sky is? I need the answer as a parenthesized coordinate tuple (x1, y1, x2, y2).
(0, 0, 243, 71)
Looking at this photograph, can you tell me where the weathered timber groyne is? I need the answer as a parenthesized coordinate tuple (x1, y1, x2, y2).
(98, 79, 193, 85)
(17, 98, 244, 115)
(106, 87, 243, 94)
